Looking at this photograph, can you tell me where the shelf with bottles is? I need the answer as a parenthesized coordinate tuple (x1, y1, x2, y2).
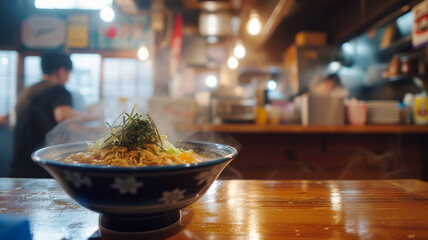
(381, 49, 426, 84)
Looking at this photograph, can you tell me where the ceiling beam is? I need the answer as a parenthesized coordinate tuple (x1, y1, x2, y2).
(240, 0, 294, 49)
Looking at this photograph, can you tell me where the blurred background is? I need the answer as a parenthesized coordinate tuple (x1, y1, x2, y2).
(1, 0, 427, 180)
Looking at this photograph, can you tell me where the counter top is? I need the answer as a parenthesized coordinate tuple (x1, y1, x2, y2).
(175, 124, 428, 134)
(1, 178, 428, 239)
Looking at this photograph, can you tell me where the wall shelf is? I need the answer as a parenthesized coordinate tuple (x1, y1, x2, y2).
(378, 35, 413, 60)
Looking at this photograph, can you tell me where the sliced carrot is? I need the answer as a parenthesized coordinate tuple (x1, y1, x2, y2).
(177, 152, 195, 163)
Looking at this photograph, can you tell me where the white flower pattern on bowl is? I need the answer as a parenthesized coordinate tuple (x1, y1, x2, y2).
(159, 188, 186, 205)
(111, 177, 144, 195)
(195, 165, 223, 186)
(64, 171, 92, 188)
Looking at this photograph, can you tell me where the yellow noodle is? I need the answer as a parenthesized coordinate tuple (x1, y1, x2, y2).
(63, 145, 198, 167)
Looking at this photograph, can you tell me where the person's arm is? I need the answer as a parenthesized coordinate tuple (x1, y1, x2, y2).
(54, 105, 78, 123)
(54, 105, 100, 123)
(0, 115, 8, 126)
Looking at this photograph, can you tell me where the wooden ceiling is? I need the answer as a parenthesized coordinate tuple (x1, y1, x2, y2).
(248, 0, 416, 62)
(115, 0, 417, 64)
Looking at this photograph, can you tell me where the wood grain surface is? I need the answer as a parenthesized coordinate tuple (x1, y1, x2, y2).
(1, 178, 428, 239)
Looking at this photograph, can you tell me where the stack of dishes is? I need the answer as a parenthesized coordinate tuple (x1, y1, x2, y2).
(366, 100, 400, 124)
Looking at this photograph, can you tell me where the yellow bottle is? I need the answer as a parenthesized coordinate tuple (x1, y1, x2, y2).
(413, 95, 428, 125)
(255, 107, 268, 125)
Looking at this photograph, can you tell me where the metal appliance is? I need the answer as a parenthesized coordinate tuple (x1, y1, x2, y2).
(210, 85, 257, 122)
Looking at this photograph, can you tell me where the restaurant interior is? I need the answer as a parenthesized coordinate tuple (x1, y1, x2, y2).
(1, 0, 428, 239)
(2, 0, 427, 181)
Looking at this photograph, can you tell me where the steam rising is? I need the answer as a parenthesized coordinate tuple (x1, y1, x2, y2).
(45, 103, 241, 153)
(45, 101, 243, 179)
(45, 115, 107, 146)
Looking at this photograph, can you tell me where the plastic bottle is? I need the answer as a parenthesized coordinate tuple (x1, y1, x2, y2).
(403, 93, 414, 125)
(413, 93, 428, 125)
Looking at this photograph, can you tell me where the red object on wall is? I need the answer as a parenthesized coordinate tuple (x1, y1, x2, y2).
(170, 13, 183, 57)
(105, 25, 117, 39)
(170, 13, 183, 74)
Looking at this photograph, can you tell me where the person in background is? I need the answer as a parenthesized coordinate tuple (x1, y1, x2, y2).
(313, 73, 346, 95)
(10, 51, 80, 178)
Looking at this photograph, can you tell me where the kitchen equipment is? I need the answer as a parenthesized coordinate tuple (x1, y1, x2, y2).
(301, 94, 345, 126)
(211, 97, 256, 122)
(210, 85, 257, 122)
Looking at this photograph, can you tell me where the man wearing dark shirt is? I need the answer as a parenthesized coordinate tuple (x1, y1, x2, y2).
(10, 51, 79, 178)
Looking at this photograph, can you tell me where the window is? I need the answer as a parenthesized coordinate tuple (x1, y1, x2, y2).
(0, 51, 18, 116)
(35, 0, 112, 10)
(24, 56, 42, 88)
(103, 58, 153, 112)
(23, 54, 101, 111)
(69, 54, 101, 110)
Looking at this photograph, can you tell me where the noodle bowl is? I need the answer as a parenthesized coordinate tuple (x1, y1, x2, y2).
(32, 110, 239, 233)
(32, 140, 238, 234)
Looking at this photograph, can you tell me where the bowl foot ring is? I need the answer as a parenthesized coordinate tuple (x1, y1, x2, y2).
(99, 210, 181, 235)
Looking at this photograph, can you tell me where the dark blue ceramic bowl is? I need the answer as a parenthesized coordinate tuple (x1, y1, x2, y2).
(32, 140, 238, 234)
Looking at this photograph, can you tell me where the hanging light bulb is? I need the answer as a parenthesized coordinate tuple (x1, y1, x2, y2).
(205, 75, 218, 88)
(247, 11, 261, 36)
(233, 41, 246, 59)
(100, 5, 115, 22)
(267, 80, 277, 90)
(138, 45, 149, 60)
(227, 56, 238, 69)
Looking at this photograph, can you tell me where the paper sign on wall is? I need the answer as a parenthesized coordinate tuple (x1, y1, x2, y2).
(21, 15, 66, 48)
(66, 15, 89, 48)
(412, 0, 428, 48)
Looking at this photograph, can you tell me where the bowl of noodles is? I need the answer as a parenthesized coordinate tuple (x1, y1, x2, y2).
(32, 111, 238, 235)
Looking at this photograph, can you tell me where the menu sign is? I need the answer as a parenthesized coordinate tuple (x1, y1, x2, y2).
(94, 16, 150, 49)
(66, 15, 89, 48)
(21, 14, 150, 50)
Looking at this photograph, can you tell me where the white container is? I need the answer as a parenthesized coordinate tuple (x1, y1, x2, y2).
(347, 100, 367, 125)
(301, 94, 345, 126)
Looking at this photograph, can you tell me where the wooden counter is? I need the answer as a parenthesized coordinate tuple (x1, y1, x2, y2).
(173, 124, 428, 181)
(1, 178, 428, 239)
(175, 124, 428, 134)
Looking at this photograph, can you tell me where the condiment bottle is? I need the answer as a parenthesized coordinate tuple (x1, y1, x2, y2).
(403, 93, 414, 124)
(413, 93, 428, 125)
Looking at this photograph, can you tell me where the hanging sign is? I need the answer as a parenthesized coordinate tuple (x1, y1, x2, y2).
(412, 0, 428, 48)
(94, 16, 150, 49)
(21, 15, 66, 49)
